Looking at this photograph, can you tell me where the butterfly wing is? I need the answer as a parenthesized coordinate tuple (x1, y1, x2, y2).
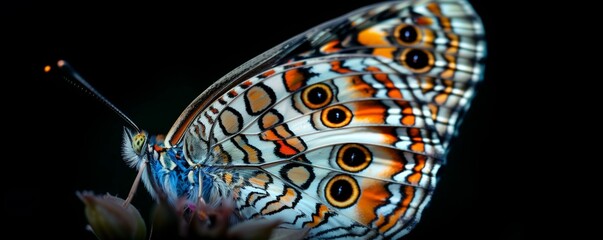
(165, 0, 485, 239)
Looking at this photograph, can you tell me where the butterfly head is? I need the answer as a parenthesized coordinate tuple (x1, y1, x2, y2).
(122, 127, 150, 169)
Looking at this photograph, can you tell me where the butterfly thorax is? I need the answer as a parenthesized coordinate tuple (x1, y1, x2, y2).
(122, 129, 231, 206)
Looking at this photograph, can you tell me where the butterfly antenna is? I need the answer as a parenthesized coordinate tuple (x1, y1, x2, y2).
(51, 60, 141, 133)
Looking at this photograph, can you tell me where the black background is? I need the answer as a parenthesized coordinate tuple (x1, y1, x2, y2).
(3, 1, 523, 239)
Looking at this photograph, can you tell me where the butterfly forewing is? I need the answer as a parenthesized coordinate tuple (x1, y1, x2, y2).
(157, 0, 485, 239)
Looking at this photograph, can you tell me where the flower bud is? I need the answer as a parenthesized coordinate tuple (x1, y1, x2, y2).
(77, 192, 146, 240)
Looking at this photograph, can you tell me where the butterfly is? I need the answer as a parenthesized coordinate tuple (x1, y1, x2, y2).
(85, 0, 487, 239)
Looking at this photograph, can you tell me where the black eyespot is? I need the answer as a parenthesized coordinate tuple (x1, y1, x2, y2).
(337, 144, 372, 172)
(302, 83, 333, 109)
(324, 174, 359, 208)
(329, 179, 353, 202)
(342, 147, 365, 167)
(308, 87, 327, 105)
(404, 49, 429, 70)
(321, 105, 352, 128)
(395, 24, 422, 46)
(398, 25, 418, 43)
(327, 108, 346, 124)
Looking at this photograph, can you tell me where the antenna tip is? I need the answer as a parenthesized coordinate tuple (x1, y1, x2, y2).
(57, 60, 66, 67)
(44, 65, 52, 73)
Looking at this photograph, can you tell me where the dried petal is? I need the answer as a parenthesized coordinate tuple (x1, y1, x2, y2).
(228, 218, 282, 240)
(149, 197, 185, 239)
(269, 228, 310, 240)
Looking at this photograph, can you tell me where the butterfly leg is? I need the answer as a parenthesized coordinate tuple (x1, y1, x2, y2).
(123, 161, 148, 206)
(197, 169, 206, 205)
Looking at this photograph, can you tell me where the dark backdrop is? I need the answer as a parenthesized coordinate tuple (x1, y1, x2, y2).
(3, 1, 521, 239)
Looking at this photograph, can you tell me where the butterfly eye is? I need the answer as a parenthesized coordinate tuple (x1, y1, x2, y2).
(394, 24, 421, 45)
(325, 174, 360, 208)
(337, 144, 372, 172)
(132, 132, 147, 155)
(302, 83, 333, 109)
(400, 48, 434, 73)
(321, 105, 352, 128)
